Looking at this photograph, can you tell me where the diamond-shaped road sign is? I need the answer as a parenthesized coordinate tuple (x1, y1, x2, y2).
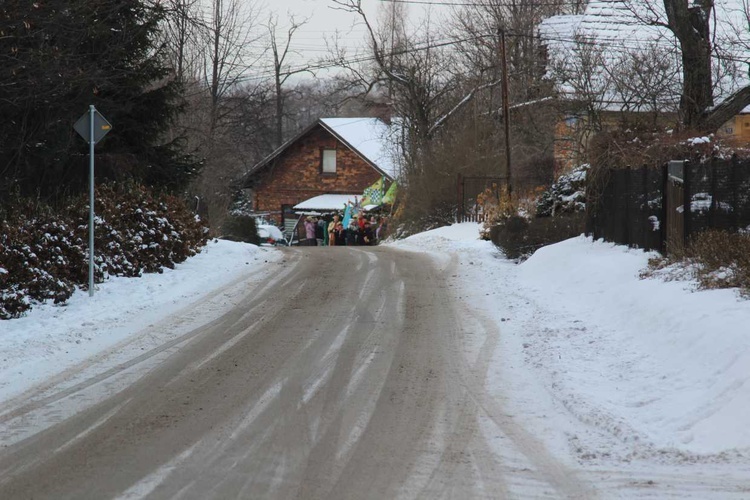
(74, 109, 112, 144)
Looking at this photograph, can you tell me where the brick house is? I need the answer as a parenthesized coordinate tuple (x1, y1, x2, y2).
(242, 117, 398, 228)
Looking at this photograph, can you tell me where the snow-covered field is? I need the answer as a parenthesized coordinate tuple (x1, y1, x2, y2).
(2, 224, 749, 492)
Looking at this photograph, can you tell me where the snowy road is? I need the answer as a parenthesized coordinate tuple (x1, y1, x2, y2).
(0, 246, 596, 499)
(1, 241, 748, 499)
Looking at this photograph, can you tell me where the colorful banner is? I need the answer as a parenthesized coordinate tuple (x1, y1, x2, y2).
(361, 177, 385, 206)
(342, 202, 352, 229)
(382, 181, 398, 205)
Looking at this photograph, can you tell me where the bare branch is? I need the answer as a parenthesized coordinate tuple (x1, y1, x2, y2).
(702, 86, 750, 132)
(428, 78, 502, 137)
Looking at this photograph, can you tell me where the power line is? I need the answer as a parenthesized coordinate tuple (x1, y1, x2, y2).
(377, 0, 579, 7)
(234, 32, 497, 82)
(189, 23, 748, 86)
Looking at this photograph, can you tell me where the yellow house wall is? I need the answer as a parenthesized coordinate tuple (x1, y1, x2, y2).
(717, 114, 750, 143)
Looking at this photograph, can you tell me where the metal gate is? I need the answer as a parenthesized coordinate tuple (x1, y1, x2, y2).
(457, 175, 505, 222)
(281, 205, 299, 244)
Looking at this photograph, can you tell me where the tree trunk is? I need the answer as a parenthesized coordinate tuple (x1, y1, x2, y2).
(663, 0, 714, 129)
(275, 73, 283, 149)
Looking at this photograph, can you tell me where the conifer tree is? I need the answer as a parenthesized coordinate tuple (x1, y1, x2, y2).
(0, 0, 201, 201)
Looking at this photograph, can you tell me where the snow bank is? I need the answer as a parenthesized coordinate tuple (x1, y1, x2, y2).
(393, 225, 750, 458)
(0, 239, 280, 402)
(517, 236, 750, 455)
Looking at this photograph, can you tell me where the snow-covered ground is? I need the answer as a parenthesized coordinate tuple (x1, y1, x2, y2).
(391, 224, 750, 488)
(2, 224, 749, 493)
(0, 240, 284, 403)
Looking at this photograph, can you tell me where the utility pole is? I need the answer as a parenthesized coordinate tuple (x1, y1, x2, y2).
(388, 2, 397, 103)
(499, 28, 512, 203)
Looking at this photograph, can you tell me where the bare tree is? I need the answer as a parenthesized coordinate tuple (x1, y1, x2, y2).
(203, 0, 264, 137)
(449, 0, 560, 190)
(623, 0, 750, 131)
(376, 0, 408, 102)
(451, 0, 561, 101)
(658, 0, 713, 127)
(330, 1, 502, 172)
(266, 13, 313, 148)
(160, 0, 203, 83)
(606, 45, 682, 126)
(546, 35, 612, 166)
(174, 0, 266, 233)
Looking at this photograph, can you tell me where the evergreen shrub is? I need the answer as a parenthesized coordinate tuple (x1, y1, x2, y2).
(0, 183, 208, 319)
(221, 215, 259, 244)
(490, 213, 586, 260)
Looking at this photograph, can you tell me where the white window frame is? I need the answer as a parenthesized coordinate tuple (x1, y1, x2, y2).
(322, 149, 336, 174)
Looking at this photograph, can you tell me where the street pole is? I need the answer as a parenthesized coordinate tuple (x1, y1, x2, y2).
(499, 28, 512, 204)
(73, 105, 111, 298)
(89, 105, 95, 297)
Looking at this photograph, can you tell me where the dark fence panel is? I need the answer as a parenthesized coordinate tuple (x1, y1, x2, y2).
(589, 156, 750, 253)
(738, 157, 750, 229)
(701, 156, 750, 232)
(588, 166, 664, 251)
(684, 157, 750, 237)
(714, 158, 739, 231)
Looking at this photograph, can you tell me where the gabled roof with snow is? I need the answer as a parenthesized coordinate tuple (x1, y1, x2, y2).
(244, 117, 400, 183)
(539, 0, 750, 112)
(541, 1, 665, 46)
(319, 118, 399, 180)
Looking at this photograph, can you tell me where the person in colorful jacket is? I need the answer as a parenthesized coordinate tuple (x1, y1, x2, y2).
(303, 217, 317, 246)
(327, 215, 340, 246)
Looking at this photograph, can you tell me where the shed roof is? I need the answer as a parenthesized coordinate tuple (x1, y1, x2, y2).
(293, 194, 361, 211)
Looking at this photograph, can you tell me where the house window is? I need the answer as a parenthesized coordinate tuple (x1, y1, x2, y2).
(564, 115, 578, 128)
(322, 149, 336, 174)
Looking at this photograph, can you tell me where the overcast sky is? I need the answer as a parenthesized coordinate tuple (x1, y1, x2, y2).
(267, 0, 381, 62)
(259, 0, 439, 73)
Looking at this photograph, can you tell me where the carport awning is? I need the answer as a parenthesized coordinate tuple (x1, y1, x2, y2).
(293, 194, 360, 211)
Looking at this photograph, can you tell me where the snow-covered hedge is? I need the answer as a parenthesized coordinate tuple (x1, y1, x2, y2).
(535, 164, 588, 217)
(0, 184, 208, 319)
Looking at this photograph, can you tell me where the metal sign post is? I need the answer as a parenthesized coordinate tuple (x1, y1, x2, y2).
(73, 106, 112, 297)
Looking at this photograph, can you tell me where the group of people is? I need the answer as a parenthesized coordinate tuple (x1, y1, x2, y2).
(302, 213, 388, 246)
